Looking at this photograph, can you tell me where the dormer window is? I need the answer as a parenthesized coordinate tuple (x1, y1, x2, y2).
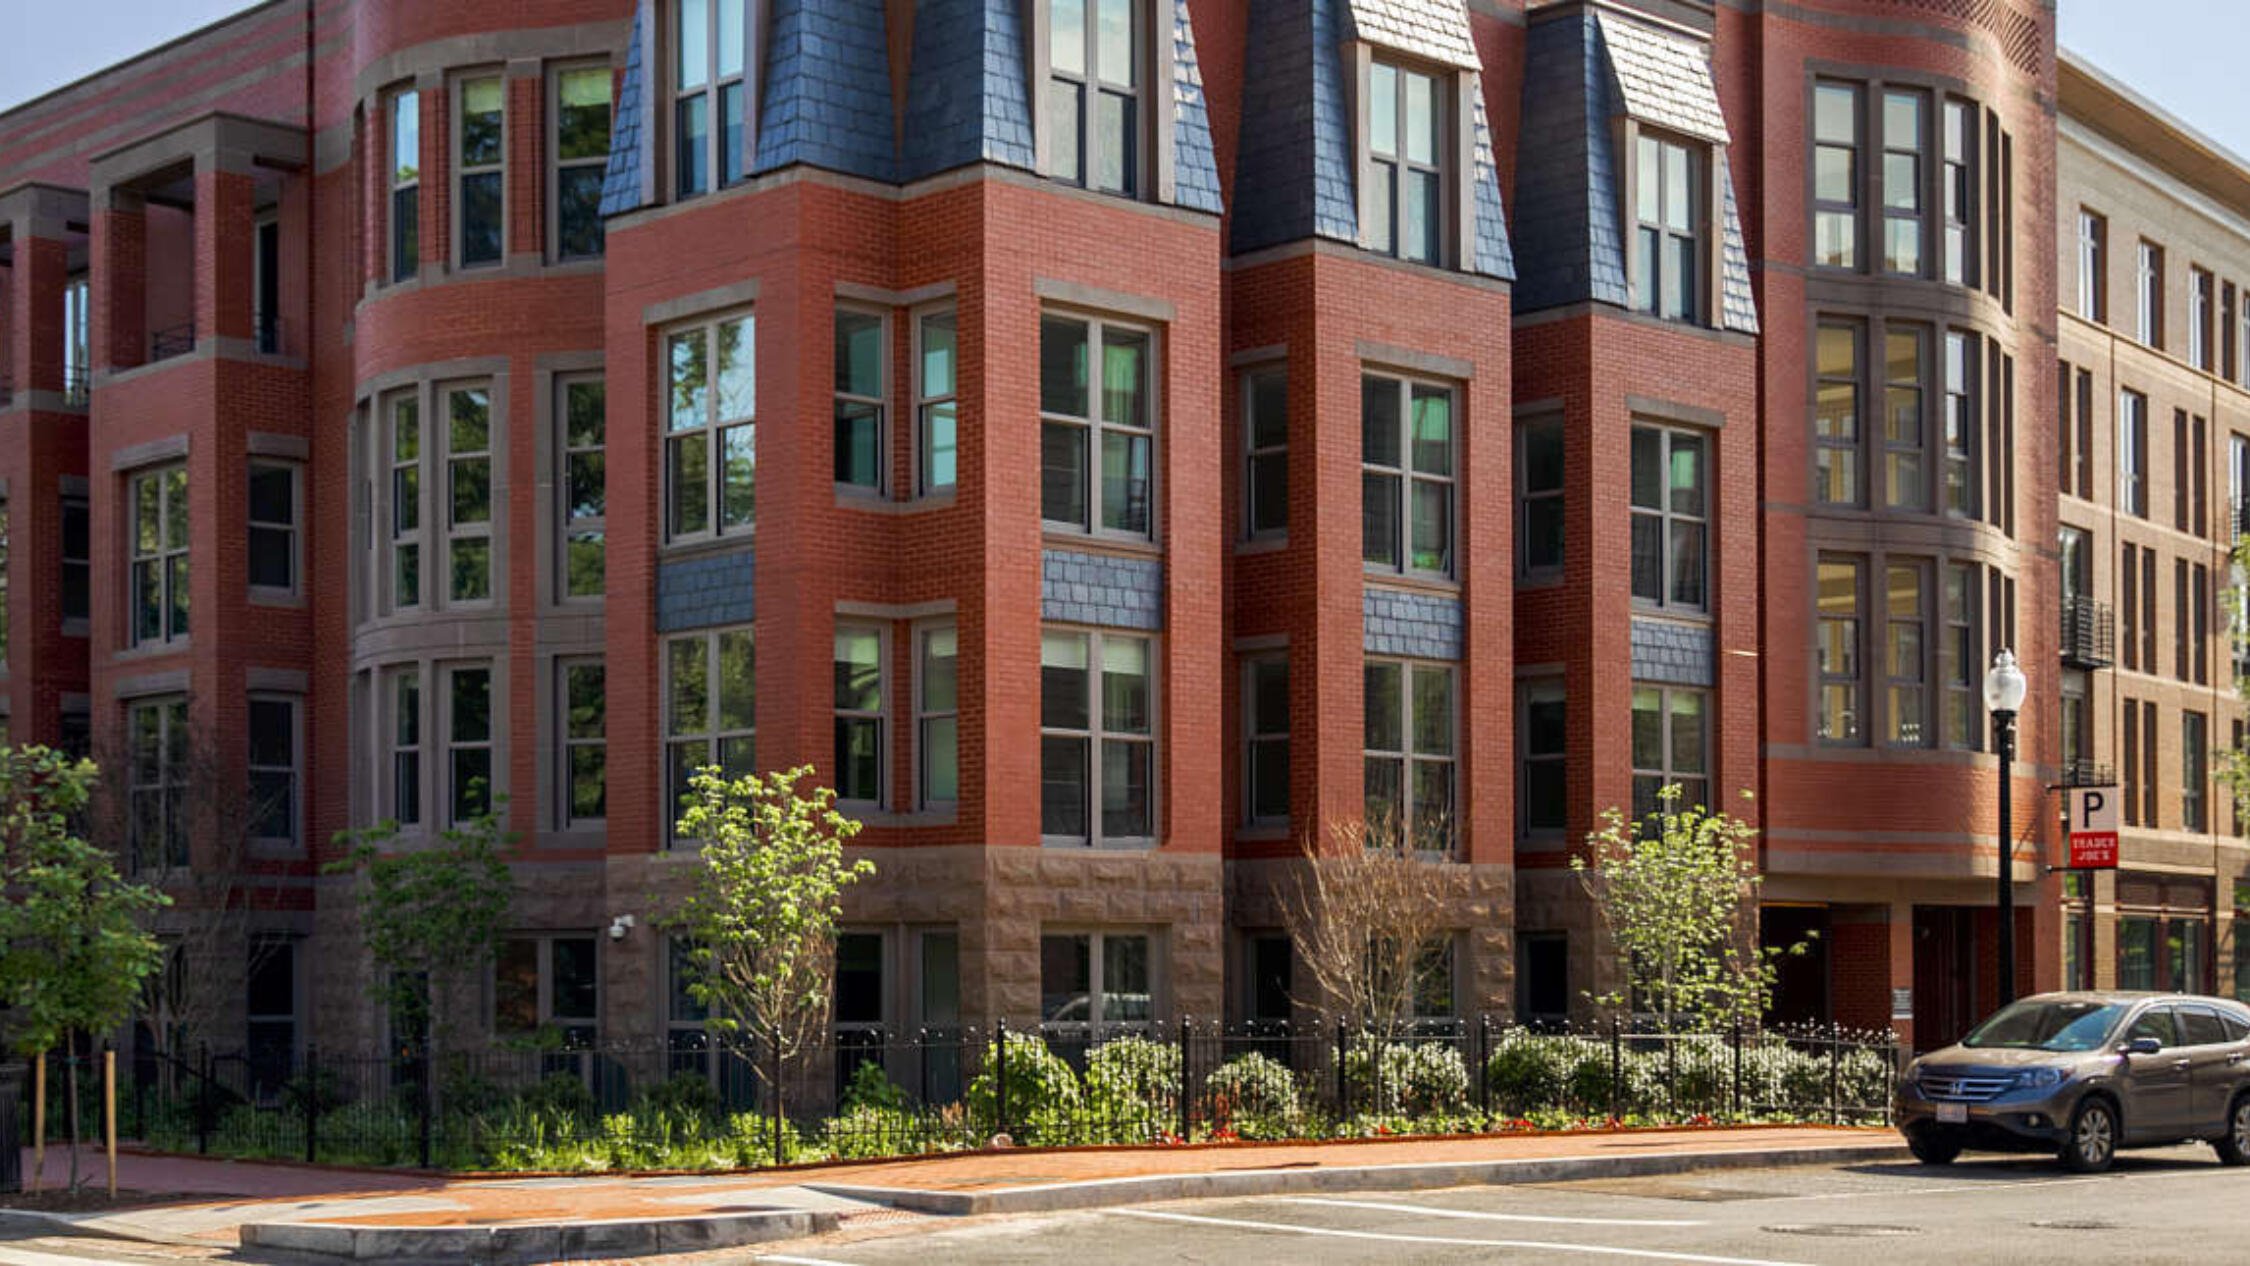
(1631, 132, 1702, 322)
(673, 0, 746, 198)
(1045, 0, 1144, 197)
(1365, 58, 1448, 265)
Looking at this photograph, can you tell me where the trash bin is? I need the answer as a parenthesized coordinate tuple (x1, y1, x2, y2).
(0, 1062, 22, 1194)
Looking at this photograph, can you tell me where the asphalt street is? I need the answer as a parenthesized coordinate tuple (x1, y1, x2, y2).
(751, 1145, 2250, 1266)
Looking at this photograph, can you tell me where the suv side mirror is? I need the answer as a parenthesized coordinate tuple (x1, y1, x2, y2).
(2123, 1036, 2163, 1055)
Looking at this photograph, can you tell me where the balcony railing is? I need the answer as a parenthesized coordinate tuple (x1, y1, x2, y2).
(2059, 596, 2115, 669)
(149, 323, 196, 362)
(2060, 759, 2114, 789)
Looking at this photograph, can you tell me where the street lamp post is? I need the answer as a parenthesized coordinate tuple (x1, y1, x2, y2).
(1984, 649, 2028, 1009)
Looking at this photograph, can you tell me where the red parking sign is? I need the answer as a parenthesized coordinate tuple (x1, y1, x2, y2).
(2067, 787, 2119, 871)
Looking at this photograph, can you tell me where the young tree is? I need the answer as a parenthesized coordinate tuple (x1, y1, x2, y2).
(328, 795, 515, 1054)
(1573, 785, 1800, 1032)
(662, 765, 872, 1096)
(1276, 817, 1459, 1039)
(0, 746, 168, 1190)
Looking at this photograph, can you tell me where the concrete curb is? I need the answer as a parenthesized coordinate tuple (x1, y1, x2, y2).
(237, 1208, 838, 1262)
(0, 1207, 208, 1248)
(806, 1141, 1912, 1216)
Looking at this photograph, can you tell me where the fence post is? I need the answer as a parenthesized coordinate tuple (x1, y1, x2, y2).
(1730, 1022, 1742, 1119)
(196, 1042, 212, 1156)
(416, 1048, 433, 1170)
(1608, 1018, 1622, 1122)
(1828, 1028, 1841, 1125)
(303, 1045, 319, 1165)
(994, 1018, 1009, 1142)
(1177, 1017, 1192, 1141)
(1476, 1016, 1491, 1126)
(1334, 1018, 1348, 1122)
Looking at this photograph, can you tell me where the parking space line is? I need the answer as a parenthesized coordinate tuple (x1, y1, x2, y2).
(1284, 1196, 1708, 1227)
(758, 1255, 862, 1266)
(1112, 1208, 1815, 1266)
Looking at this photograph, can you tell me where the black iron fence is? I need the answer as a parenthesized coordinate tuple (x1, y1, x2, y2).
(13, 1021, 1899, 1173)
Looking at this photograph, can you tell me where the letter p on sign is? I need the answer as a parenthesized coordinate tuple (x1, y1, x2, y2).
(2068, 786, 2120, 870)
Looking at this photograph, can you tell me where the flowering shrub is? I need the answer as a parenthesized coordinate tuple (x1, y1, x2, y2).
(1202, 1052, 1302, 1139)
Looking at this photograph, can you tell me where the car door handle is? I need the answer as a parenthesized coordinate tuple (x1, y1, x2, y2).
(2230, 1054, 2244, 1066)
(2176, 1059, 2193, 1070)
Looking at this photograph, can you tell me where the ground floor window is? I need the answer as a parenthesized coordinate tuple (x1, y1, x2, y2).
(494, 934, 598, 1049)
(833, 931, 887, 1095)
(246, 938, 298, 1101)
(1040, 931, 1153, 1054)
(1516, 932, 1568, 1028)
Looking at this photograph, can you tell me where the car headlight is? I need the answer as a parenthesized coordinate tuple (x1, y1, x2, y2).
(2014, 1067, 2065, 1090)
(1903, 1060, 1925, 1085)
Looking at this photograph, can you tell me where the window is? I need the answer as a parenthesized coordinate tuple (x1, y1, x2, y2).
(1941, 99, 1975, 286)
(2176, 559, 2190, 681)
(2141, 700, 2158, 827)
(2120, 389, 2148, 517)
(61, 492, 88, 625)
(917, 309, 958, 494)
(1817, 556, 1863, 742)
(2118, 916, 2157, 989)
(254, 216, 280, 353)
(1814, 322, 1861, 505)
(247, 695, 299, 846)
(833, 932, 887, 1085)
(665, 627, 754, 843)
(2184, 711, 2208, 833)
(1633, 132, 1700, 319)
(1363, 658, 1455, 853)
(1041, 314, 1153, 537)
(2227, 282, 2241, 382)
(388, 396, 422, 609)
(1631, 685, 1708, 822)
(2138, 239, 2164, 347)
(1046, 0, 1143, 196)
(1940, 331, 1976, 518)
(561, 659, 605, 826)
(1812, 82, 1859, 269)
(389, 91, 419, 283)
(1884, 561, 1927, 746)
(128, 464, 189, 646)
(247, 462, 297, 594)
(495, 935, 597, 1049)
(666, 312, 756, 540)
(127, 696, 188, 870)
(1517, 932, 1568, 1026)
(62, 275, 89, 402)
(1362, 373, 1454, 577)
(673, 0, 746, 197)
(1519, 417, 1563, 576)
(2175, 409, 2192, 533)
(244, 939, 299, 1099)
(2195, 563, 2210, 685)
(1880, 89, 1924, 274)
(1041, 628, 1155, 847)
(1244, 366, 1288, 540)
(1629, 424, 1706, 610)
(1943, 563, 1980, 750)
(1520, 679, 1566, 836)
(1410, 936, 1457, 1026)
(1040, 931, 1154, 1046)
(834, 624, 885, 806)
(917, 625, 958, 810)
(560, 377, 605, 598)
(454, 75, 504, 268)
(2076, 210, 2106, 321)
(1882, 326, 1926, 511)
(2061, 669, 2089, 779)
(1243, 652, 1289, 828)
(2073, 367, 2093, 500)
(389, 668, 421, 825)
(553, 65, 612, 260)
(445, 665, 493, 824)
(446, 387, 493, 602)
(2192, 267, 2215, 370)
(1246, 933, 1291, 1024)
(834, 308, 885, 490)
(1365, 57, 1445, 263)
(2123, 695, 2140, 826)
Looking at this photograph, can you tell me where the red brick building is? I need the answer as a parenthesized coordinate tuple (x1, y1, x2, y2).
(0, 0, 2067, 1068)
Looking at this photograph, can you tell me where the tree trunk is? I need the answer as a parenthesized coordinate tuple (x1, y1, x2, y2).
(65, 1036, 81, 1192)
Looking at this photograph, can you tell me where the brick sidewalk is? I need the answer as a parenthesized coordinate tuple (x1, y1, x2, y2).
(15, 1125, 1898, 1240)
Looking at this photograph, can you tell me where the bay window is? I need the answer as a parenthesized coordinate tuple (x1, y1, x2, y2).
(1812, 81, 1859, 269)
(1884, 561, 1928, 746)
(1883, 326, 1927, 511)
(917, 625, 958, 809)
(1243, 652, 1289, 829)
(388, 91, 419, 283)
(1817, 556, 1863, 743)
(917, 309, 959, 494)
(1630, 685, 1707, 823)
(561, 659, 606, 827)
(560, 377, 606, 599)
(1881, 89, 1925, 275)
(1363, 657, 1456, 854)
(129, 464, 189, 646)
(665, 626, 755, 844)
(1045, 0, 1143, 197)
(127, 695, 189, 871)
(446, 387, 493, 602)
(834, 624, 886, 806)
(666, 313, 756, 540)
(445, 664, 494, 824)
(835, 309, 885, 491)
(553, 65, 612, 260)
(673, 0, 746, 197)
(1040, 313, 1154, 537)
(1041, 628, 1155, 847)
(1365, 57, 1446, 264)
(1629, 424, 1706, 611)
(1633, 131, 1701, 321)
(1362, 373, 1455, 577)
(388, 396, 422, 609)
(455, 75, 505, 268)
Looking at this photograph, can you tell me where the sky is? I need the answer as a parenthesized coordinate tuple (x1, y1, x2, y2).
(0, 1, 2243, 160)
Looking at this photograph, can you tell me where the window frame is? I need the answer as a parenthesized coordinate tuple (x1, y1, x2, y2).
(1628, 422, 1708, 614)
(1630, 128, 1704, 322)
(1882, 558, 1930, 748)
(1519, 676, 1567, 839)
(452, 71, 507, 270)
(1042, 0, 1148, 197)
(833, 621, 889, 810)
(443, 663, 496, 826)
(1518, 415, 1564, 579)
(558, 375, 607, 601)
(559, 656, 607, 830)
(127, 462, 190, 649)
(246, 692, 302, 850)
(1942, 561, 1983, 751)
(914, 621, 959, 813)
(1879, 87, 1927, 277)
(1361, 370, 1458, 580)
(1630, 683, 1710, 824)
(2077, 209, 2107, 322)
(1039, 311, 1160, 541)
(443, 384, 496, 604)
(664, 625, 755, 847)
(60, 490, 89, 630)
(1813, 320, 1863, 506)
(1881, 323, 1928, 512)
(1362, 53, 1452, 266)
(1243, 364, 1289, 542)
(550, 61, 613, 262)
(387, 666, 423, 826)
(493, 933, 599, 1050)
(1941, 97, 1977, 287)
(2184, 709, 2209, 834)
(385, 393, 424, 612)
(2120, 388, 2149, 518)
(663, 309, 757, 544)
(2138, 239, 2165, 348)
(126, 694, 189, 872)
(833, 305, 888, 494)
(670, 0, 746, 199)
(1040, 626, 1159, 849)
(1811, 80, 1861, 270)
(1940, 329, 1978, 520)
(387, 88, 420, 285)
(1038, 929, 1157, 1038)
(247, 459, 301, 599)
(1362, 656, 1458, 856)
(62, 274, 90, 403)
(2191, 266, 2215, 371)
(1242, 650, 1290, 831)
(1816, 554, 1865, 745)
(915, 305, 959, 496)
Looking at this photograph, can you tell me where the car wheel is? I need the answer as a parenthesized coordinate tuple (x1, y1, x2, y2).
(2061, 1098, 2117, 1173)
(2216, 1096, 2250, 1167)
(1908, 1132, 1961, 1165)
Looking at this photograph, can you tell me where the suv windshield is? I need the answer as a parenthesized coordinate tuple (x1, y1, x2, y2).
(1962, 999, 2129, 1052)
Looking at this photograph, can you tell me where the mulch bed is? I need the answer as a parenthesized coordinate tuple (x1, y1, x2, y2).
(0, 1186, 180, 1213)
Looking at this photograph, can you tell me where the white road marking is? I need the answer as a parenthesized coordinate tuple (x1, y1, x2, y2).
(758, 1255, 864, 1266)
(1284, 1196, 1707, 1227)
(1111, 1208, 1815, 1266)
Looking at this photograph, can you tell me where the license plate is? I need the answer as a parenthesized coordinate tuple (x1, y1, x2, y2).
(1936, 1102, 1968, 1124)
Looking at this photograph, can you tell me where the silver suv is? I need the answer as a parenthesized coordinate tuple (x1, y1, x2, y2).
(1896, 991, 2250, 1172)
